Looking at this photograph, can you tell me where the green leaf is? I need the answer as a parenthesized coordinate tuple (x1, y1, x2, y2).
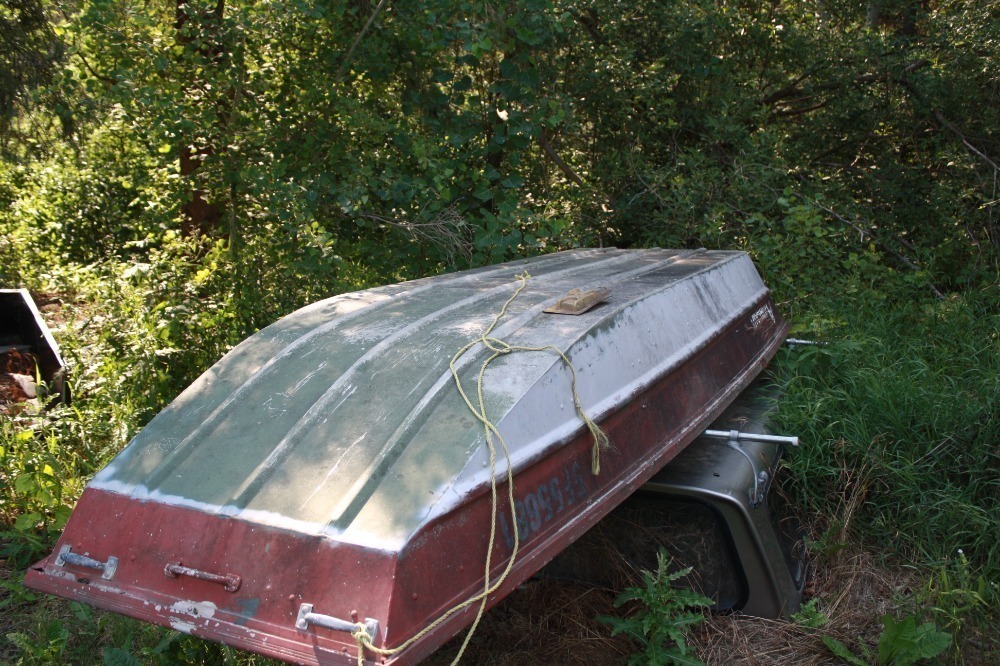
(14, 512, 43, 531)
(14, 474, 37, 494)
(157, 143, 172, 154)
(70, 601, 93, 622)
(821, 635, 867, 666)
(877, 615, 951, 665)
(104, 646, 142, 666)
(52, 505, 73, 530)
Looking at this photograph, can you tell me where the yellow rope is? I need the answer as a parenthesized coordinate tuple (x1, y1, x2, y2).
(349, 272, 609, 665)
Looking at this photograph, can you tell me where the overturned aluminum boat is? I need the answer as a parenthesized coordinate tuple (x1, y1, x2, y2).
(26, 248, 787, 665)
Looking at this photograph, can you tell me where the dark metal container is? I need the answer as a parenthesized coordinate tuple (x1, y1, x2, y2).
(543, 377, 806, 618)
(0, 288, 70, 405)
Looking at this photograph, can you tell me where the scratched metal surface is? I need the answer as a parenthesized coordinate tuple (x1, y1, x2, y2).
(90, 248, 771, 549)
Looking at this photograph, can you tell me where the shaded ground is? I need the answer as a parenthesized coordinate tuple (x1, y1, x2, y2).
(425, 544, 996, 665)
(425, 580, 631, 666)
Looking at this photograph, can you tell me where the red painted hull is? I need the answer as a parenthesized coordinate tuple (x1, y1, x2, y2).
(25, 291, 785, 665)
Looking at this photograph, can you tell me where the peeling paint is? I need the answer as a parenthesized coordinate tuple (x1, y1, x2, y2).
(169, 618, 197, 634)
(233, 597, 260, 627)
(170, 599, 217, 619)
(89, 582, 123, 595)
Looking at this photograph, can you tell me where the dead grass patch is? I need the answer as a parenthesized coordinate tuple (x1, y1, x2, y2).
(695, 549, 896, 665)
(699, 547, 996, 665)
(423, 543, 996, 666)
(424, 579, 631, 665)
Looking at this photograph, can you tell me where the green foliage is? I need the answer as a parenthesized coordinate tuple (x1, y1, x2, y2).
(1, 409, 87, 567)
(920, 549, 996, 662)
(822, 634, 869, 666)
(598, 549, 712, 666)
(2, 595, 283, 666)
(3, 427, 71, 529)
(821, 614, 951, 666)
(0, 0, 62, 151)
(878, 615, 952, 665)
(775, 289, 1000, 584)
(6, 620, 69, 665)
(5, 0, 997, 297)
(1, 0, 998, 663)
(790, 598, 829, 629)
(104, 646, 142, 666)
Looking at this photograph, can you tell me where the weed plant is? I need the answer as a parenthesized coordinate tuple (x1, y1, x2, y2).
(822, 613, 952, 666)
(599, 549, 712, 666)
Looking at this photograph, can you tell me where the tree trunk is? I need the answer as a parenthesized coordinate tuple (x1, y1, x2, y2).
(866, 0, 882, 28)
(175, 0, 226, 237)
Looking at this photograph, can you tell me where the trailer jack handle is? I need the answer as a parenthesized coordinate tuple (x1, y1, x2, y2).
(702, 430, 799, 448)
(701, 429, 800, 508)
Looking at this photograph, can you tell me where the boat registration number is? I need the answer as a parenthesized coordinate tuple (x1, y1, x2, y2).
(497, 460, 589, 550)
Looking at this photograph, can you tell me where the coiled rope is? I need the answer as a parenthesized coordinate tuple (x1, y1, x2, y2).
(351, 272, 609, 665)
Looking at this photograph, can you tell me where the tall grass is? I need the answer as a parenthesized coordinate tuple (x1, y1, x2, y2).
(774, 286, 999, 649)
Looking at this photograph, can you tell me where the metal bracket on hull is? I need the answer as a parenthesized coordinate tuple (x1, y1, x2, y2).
(295, 603, 380, 642)
(55, 545, 118, 580)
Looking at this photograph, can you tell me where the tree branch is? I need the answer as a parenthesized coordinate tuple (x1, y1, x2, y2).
(360, 206, 473, 264)
(793, 192, 946, 299)
(73, 50, 115, 85)
(895, 75, 1000, 174)
(769, 100, 828, 119)
(336, 0, 388, 83)
(570, 8, 603, 45)
(758, 70, 812, 105)
(760, 59, 933, 120)
(538, 128, 587, 188)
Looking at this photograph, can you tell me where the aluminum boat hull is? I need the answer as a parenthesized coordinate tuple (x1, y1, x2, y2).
(26, 248, 787, 665)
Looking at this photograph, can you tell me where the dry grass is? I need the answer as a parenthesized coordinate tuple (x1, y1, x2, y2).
(423, 542, 997, 666)
(424, 579, 631, 666)
(698, 549, 905, 665)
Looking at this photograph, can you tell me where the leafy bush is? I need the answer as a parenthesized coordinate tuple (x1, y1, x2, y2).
(599, 549, 713, 666)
